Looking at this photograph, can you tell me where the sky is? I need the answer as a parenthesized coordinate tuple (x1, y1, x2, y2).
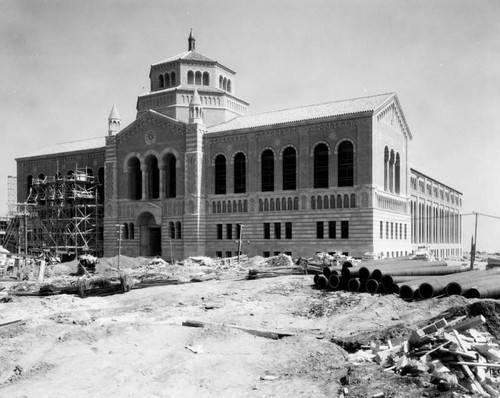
(0, 0, 499, 252)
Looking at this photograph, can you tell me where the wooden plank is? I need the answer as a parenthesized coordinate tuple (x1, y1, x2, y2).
(0, 319, 26, 328)
(182, 319, 295, 340)
(448, 315, 486, 333)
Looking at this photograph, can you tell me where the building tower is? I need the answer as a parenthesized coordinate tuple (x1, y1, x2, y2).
(188, 29, 196, 51)
(108, 105, 121, 136)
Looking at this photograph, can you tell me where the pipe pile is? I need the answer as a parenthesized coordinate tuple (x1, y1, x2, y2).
(313, 257, 500, 300)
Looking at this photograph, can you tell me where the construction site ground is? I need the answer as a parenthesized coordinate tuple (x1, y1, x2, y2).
(1, 255, 499, 398)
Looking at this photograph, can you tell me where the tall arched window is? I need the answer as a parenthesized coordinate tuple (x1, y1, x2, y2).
(215, 154, 226, 194)
(384, 146, 389, 191)
(176, 222, 182, 239)
(223, 77, 227, 91)
(282, 147, 297, 190)
(129, 223, 135, 240)
(127, 157, 142, 200)
(350, 194, 356, 208)
(234, 152, 246, 193)
(261, 149, 274, 192)
(145, 155, 159, 199)
(165, 74, 170, 87)
(26, 175, 33, 198)
(187, 70, 194, 84)
(227, 79, 232, 93)
(169, 222, 175, 239)
(219, 75, 223, 89)
(389, 150, 395, 193)
(170, 71, 176, 86)
(164, 153, 176, 198)
(195, 71, 202, 85)
(159, 74, 164, 88)
(97, 167, 105, 204)
(313, 143, 329, 188)
(395, 153, 400, 194)
(338, 141, 354, 187)
(203, 72, 209, 86)
(122, 223, 129, 240)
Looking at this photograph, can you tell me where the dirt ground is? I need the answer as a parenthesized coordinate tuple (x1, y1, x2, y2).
(0, 256, 498, 398)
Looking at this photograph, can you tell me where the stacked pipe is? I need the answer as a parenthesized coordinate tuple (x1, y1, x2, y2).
(313, 257, 500, 300)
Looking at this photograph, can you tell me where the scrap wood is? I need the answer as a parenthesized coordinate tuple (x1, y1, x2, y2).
(0, 319, 25, 328)
(182, 319, 297, 340)
(447, 315, 486, 333)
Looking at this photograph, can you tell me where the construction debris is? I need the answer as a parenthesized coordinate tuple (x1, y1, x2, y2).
(351, 315, 500, 396)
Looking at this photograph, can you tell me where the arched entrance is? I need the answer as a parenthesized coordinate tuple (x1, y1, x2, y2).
(137, 211, 161, 256)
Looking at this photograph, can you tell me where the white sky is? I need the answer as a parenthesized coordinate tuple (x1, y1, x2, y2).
(0, 0, 499, 252)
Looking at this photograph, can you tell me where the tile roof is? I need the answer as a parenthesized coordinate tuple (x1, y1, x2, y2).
(152, 50, 216, 65)
(22, 137, 105, 158)
(208, 93, 395, 133)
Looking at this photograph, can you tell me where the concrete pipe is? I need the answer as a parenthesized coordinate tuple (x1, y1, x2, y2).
(347, 278, 365, 292)
(463, 277, 500, 299)
(358, 260, 448, 281)
(323, 266, 340, 278)
(398, 276, 438, 300)
(365, 279, 380, 294)
(313, 274, 319, 285)
(445, 269, 500, 296)
(316, 274, 329, 289)
(328, 274, 342, 289)
(381, 275, 427, 290)
(341, 267, 360, 279)
(342, 260, 355, 268)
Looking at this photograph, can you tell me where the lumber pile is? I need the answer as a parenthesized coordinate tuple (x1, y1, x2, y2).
(351, 316, 500, 396)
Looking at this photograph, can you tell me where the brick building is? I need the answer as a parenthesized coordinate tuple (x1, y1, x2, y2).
(16, 33, 462, 260)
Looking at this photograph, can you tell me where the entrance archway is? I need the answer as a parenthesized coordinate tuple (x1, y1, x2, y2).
(137, 211, 161, 256)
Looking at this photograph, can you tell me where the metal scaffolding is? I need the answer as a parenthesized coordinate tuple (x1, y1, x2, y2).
(17, 168, 103, 259)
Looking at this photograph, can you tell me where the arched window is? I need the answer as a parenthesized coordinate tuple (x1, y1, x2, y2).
(129, 223, 135, 240)
(282, 197, 286, 210)
(86, 167, 93, 178)
(337, 194, 342, 209)
(38, 172, 46, 181)
(26, 175, 33, 198)
(270, 198, 275, 211)
(384, 146, 389, 191)
(203, 72, 209, 86)
(195, 71, 202, 85)
(389, 149, 395, 193)
(264, 199, 269, 211)
(313, 143, 329, 188)
(395, 153, 400, 194)
(343, 194, 349, 208)
(223, 77, 227, 91)
(276, 199, 281, 211)
(55, 171, 62, 180)
(282, 147, 297, 190)
(170, 222, 175, 239)
(259, 199, 263, 211)
(164, 153, 176, 198)
(338, 141, 354, 187)
(127, 157, 142, 200)
(324, 195, 329, 209)
(219, 75, 223, 89)
(122, 223, 129, 240)
(222, 201, 227, 213)
(159, 74, 164, 88)
(176, 222, 181, 239)
(261, 149, 274, 192)
(215, 154, 226, 194)
(233, 200, 237, 212)
(145, 155, 159, 199)
(330, 195, 335, 209)
(294, 197, 299, 210)
(234, 152, 246, 193)
(317, 195, 323, 209)
(238, 200, 242, 212)
(170, 71, 176, 86)
(67, 170, 74, 179)
(227, 79, 232, 93)
(288, 197, 293, 210)
(244, 200, 248, 212)
(187, 70, 194, 84)
(212, 202, 216, 214)
(350, 194, 356, 208)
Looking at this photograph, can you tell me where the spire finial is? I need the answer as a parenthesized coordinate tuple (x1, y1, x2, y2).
(188, 29, 196, 51)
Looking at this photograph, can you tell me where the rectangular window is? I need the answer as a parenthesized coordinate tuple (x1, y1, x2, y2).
(399, 223, 402, 240)
(274, 251, 281, 256)
(217, 224, 223, 240)
(216, 251, 222, 258)
(274, 222, 281, 239)
(404, 224, 407, 240)
(316, 221, 324, 239)
(225, 251, 232, 258)
(341, 221, 349, 239)
(263, 251, 270, 258)
(264, 223, 270, 240)
(226, 224, 232, 240)
(380, 221, 383, 239)
(284, 251, 292, 256)
(390, 222, 394, 239)
(328, 221, 336, 239)
(285, 222, 292, 239)
(386, 222, 389, 239)
(236, 224, 242, 239)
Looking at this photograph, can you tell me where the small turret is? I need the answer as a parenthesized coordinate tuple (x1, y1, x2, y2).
(188, 29, 196, 51)
(189, 89, 203, 124)
(108, 104, 121, 135)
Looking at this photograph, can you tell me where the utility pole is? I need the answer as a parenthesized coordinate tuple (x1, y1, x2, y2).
(470, 212, 478, 270)
(237, 224, 244, 263)
(169, 237, 173, 264)
(116, 224, 123, 270)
